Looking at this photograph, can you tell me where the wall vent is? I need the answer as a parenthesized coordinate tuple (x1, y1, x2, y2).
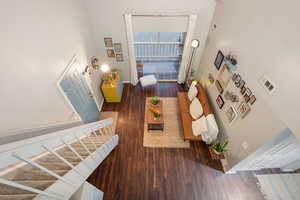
(260, 75, 276, 94)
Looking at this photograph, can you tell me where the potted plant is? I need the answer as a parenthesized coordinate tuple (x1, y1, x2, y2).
(151, 96, 160, 106)
(149, 107, 161, 120)
(153, 110, 161, 120)
(211, 141, 228, 155)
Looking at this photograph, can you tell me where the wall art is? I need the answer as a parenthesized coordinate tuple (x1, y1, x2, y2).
(216, 95, 225, 109)
(106, 49, 115, 57)
(214, 50, 224, 71)
(238, 101, 251, 118)
(114, 43, 122, 53)
(234, 74, 241, 87)
(208, 73, 215, 84)
(249, 95, 256, 105)
(104, 37, 113, 47)
(241, 85, 246, 95)
(225, 105, 238, 126)
(218, 64, 233, 88)
(116, 53, 124, 62)
(215, 80, 223, 94)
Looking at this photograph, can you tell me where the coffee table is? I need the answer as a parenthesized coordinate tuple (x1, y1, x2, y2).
(146, 99, 164, 131)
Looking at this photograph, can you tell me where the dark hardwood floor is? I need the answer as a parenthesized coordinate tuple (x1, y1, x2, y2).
(87, 82, 264, 200)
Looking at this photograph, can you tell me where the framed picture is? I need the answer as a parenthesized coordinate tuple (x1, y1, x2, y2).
(208, 73, 215, 84)
(215, 80, 223, 94)
(232, 73, 237, 82)
(249, 95, 256, 105)
(238, 101, 251, 118)
(244, 94, 251, 103)
(114, 43, 122, 53)
(234, 74, 241, 87)
(116, 53, 124, 62)
(106, 49, 115, 57)
(239, 80, 245, 89)
(225, 105, 238, 126)
(218, 64, 233, 88)
(104, 37, 113, 47)
(216, 95, 225, 109)
(241, 85, 246, 95)
(245, 88, 252, 96)
(214, 50, 224, 71)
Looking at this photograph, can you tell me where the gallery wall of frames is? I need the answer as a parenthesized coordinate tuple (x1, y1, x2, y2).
(210, 50, 257, 126)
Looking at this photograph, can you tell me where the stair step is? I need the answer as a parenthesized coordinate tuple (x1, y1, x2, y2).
(71, 143, 95, 151)
(37, 154, 81, 163)
(0, 194, 37, 200)
(58, 151, 89, 157)
(0, 180, 54, 195)
(0, 183, 35, 196)
(34, 161, 72, 171)
(4, 169, 68, 181)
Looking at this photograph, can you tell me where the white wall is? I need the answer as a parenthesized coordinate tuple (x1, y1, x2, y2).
(0, 0, 103, 135)
(196, 0, 300, 170)
(82, 0, 216, 82)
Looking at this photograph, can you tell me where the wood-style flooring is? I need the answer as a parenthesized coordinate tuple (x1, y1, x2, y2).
(87, 82, 265, 200)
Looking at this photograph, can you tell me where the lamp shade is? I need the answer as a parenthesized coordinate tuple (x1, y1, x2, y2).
(191, 39, 200, 48)
(100, 64, 110, 72)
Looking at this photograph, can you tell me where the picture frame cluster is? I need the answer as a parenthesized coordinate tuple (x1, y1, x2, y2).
(104, 37, 124, 62)
(232, 73, 256, 106)
(213, 50, 257, 126)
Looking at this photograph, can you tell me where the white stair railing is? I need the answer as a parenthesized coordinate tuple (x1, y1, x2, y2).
(134, 42, 183, 61)
(0, 118, 118, 200)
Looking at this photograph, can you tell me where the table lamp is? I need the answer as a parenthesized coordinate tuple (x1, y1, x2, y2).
(101, 64, 112, 84)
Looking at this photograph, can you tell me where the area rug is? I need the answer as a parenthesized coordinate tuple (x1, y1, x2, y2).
(256, 174, 300, 200)
(143, 97, 190, 148)
(98, 112, 118, 133)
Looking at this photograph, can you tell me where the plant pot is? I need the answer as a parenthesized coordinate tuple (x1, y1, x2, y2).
(213, 148, 223, 155)
(151, 102, 160, 107)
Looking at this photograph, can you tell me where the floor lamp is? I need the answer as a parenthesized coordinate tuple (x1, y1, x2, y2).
(184, 39, 200, 84)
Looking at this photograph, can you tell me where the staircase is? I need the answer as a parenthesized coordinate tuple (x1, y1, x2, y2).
(0, 118, 119, 200)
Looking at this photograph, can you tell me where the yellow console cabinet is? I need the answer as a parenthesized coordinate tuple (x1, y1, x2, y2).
(101, 71, 123, 103)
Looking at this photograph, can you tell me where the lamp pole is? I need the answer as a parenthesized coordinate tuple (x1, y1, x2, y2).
(184, 39, 199, 84)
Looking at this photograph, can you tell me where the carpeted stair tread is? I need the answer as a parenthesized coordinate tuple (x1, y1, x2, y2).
(36, 154, 81, 163)
(34, 160, 72, 170)
(71, 143, 95, 152)
(0, 180, 54, 195)
(5, 169, 68, 181)
(58, 151, 89, 157)
(0, 183, 35, 195)
(0, 194, 37, 200)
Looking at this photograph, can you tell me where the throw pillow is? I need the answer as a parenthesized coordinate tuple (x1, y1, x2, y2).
(192, 115, 208, 136)
(188, 83, 198, 101)
(189, 98, 203, 119)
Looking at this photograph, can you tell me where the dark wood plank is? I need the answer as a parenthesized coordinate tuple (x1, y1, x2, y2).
(87, 82, 265, 200)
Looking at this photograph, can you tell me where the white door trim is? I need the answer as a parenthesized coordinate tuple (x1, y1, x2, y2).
(124, 13, 197, 84)
(177, 14, 197, 84)
(124, 14, 138, 85)
(57, 55, 83, 122)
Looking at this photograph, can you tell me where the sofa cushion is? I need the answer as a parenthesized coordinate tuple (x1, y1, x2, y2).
(192, 115, 208, 136)
(180, 112, 202, 141)
(188, 83, 198, 101)
(196, 84, 213, 116)
(189, 98, 203, 119)
(202, 114, 219, 144)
